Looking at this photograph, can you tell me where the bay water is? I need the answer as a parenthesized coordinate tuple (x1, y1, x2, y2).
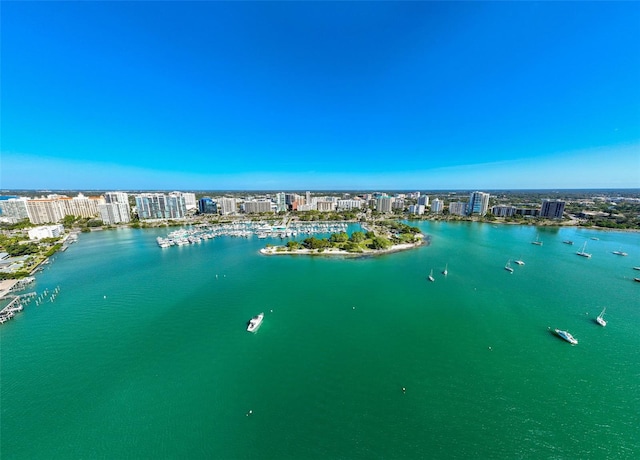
(1, 222, 639, 459)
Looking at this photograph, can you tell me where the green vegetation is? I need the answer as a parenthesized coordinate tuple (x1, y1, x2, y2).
(280, 221, 422, 254)
(0, 219, 33, 230)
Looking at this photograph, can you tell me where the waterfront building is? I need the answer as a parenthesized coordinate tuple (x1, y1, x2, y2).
(540, 199, 566, 219)
(104, 192, 129, 205)
(0, 198, 30, 223)
(99, 203, 131, 224)
(337, 199, 365, 211)
(26, 198, 65, 224)
(417, 195, 430, 207)
(392, 198, 405, 210)
(198, 197, 218, 214)
(467, 191, 490, 216)
(431, 199, 443, 214)
(296, 203, 316, 212)
(219, 197, 237, 215)
(243, 199, 273, 214)
(316, 201, 336, 212)
(135, 193, 186, 220)
(275, 193, 287, 213)
(449, 201, 467, 216)
(514, 208, 540, 217)
(28, 225, 64, 240)
(491, 205, 516, 217)
(409, 204, 425, 215)
(172, 191, 197, 211)
(58, 194, 104, 218)
(376, 196, 393, 213)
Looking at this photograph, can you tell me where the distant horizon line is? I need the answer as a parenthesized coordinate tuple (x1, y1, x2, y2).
(2, 188, 639, 194)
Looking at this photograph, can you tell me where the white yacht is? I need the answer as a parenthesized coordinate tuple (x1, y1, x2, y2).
(596, 308, 607, 327)
(514, 258, 525, 266)
(555, 329, 578, 345)
(428, 269, 435, 282)
(532, 236, 543, 246)
(247, 313, 264, 332)
(576, 241, 592, 258)
(612, 250, 628, 256)
(443, 264, 448, 276)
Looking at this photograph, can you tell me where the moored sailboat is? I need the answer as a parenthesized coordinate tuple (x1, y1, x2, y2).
(576, 241, 592, 258)
(428, 269, 435, 282)
(595, 308, 607, 327)
(504, 260, 514, 273)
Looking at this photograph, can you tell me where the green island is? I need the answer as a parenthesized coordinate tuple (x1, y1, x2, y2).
(260, 221, 426, 257)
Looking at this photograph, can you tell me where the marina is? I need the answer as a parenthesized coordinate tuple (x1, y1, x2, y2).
(156, 220, 349, 248)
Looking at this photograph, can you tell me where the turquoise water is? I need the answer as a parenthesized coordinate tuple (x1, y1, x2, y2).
(1, 222, 639, 459)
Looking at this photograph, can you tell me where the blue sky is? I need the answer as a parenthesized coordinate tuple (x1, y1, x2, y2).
(2, 1, 639, 190)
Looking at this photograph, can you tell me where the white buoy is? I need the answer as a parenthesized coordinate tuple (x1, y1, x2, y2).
(104, 295, 107, 299)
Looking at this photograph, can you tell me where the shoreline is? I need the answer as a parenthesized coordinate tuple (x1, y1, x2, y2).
(260, 240, 425, 258)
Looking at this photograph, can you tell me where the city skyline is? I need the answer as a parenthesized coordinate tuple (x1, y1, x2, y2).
(2, 2, 639, 190)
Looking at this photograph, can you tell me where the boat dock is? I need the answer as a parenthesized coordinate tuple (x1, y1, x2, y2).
(0, 296, 24, 324)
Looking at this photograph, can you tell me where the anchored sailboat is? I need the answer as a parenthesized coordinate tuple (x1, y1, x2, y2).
(504, 260, 514, 273)
(576, 241, 592, 258)
(595, 308, 607, 327)
(428, 269, 435, 282)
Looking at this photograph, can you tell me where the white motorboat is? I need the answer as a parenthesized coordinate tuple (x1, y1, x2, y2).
(247, 313, 264, 332)
(555, 329, 578, 345)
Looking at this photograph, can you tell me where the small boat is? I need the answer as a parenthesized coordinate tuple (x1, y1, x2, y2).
(247, 313, 264, 332)
(532, 236, 543, 246)
(555, 329, 578, 345)
(633, 267, 640, 271)
(443, 264, 448, 276)
(595, 308, 607, 327)
(563, 240, 574, 245)
(504, 260, 514, 273)
(576, 241, 592, 258)
(591, 237, 599, 241)
(428, 269, 435, 282)
(634, 278, 640, 283)
(612, 251, 628, 256)
(514, 258, 525, 266)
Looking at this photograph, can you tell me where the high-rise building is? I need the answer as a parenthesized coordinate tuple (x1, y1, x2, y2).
(449, 201, 467, 216)
(26, 198, 65, 224)
(103, 192, 131, 222)
(98, 203, 131, 224)
(198, 197, 218, 214)
(219, 197, 237, 215)
(0, 198, 30, 222)
(172, 191, 197, 211)
(135, 193, 186, 219)
(275, 193, 287, 213)
(243, 200, 273, 213)
(540, 199, 565, 219)
(409, 204, 425, 215)
(316, 201, 336, 212)
(104, 192, 129, 205)
(58, 194, 104, 218)
(376, 196, 393, 213)
(417, 195, 430, 207)
(431, 199, 443, 214)
(467, 191, 490, 216)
